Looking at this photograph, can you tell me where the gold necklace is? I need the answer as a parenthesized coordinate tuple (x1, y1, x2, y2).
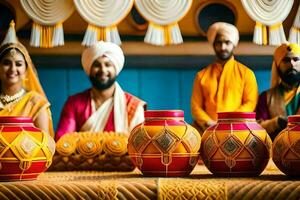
(0, 89, 26, 105)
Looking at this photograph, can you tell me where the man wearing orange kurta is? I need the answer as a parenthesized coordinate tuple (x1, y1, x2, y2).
(191, 22, 258, 134)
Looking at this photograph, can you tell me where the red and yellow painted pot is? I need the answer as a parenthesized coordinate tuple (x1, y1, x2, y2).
(0, 117, 55, 181)
(273, 115, 300, 176)
(128, 110, 201, 177)
(200, 112, 271, 176)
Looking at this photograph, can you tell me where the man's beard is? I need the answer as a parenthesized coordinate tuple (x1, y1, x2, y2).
(89, 76, 116, 91)
(279, 68, 300, 86)
(216, 50, 233, 61)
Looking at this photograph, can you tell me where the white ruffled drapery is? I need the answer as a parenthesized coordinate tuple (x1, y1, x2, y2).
(241, 0, 294, 46)
(20, 0, 74, 48)
(74, 0, 134, 46)
(289, 4, 300, 45)
(134, 0, 192, 46)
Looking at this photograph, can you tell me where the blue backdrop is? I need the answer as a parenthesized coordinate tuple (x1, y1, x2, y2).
(34, 55, 272, 131)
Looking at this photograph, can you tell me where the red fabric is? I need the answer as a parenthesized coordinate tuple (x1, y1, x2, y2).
(103, 107, 115, 132)
(56, 90, 92, 141)
(55, 89, 143, 141)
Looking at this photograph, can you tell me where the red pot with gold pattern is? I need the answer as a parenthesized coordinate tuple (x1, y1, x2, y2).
(273, 115, 300, 176)
(0, 117, 55, 181)
(128, 110, 201, 177)
(200, 112, 272, 176)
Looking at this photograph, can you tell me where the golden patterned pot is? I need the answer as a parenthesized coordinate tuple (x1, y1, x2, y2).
(200, 112, 272, 176)
(0, 117, 55, 181)
(273, 115, 300, 176)
(128, 110, 201, 177)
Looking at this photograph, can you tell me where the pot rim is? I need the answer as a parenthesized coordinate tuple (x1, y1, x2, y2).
(218, 112, 256, 120)
(288, 115, 300, 123)
(145, 110, 184, 118)
(0, 116, 33, 123)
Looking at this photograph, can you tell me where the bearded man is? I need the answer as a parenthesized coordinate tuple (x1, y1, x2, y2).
(191, 22, 258, 135)
(56, 41, 146, 141)
(256, 43, 300, 140)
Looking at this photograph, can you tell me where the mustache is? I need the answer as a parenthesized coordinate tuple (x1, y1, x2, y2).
(220, 50, 229, 53)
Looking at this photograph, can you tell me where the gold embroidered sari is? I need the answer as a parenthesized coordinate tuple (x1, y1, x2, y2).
(0, 42, 54, 137)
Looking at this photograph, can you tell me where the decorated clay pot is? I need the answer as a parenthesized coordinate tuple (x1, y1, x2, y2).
(273, 115, 300, 176)
(200, 112, 272, 176)
(0, 117, 55, 181)
(128, 110, 201, 177)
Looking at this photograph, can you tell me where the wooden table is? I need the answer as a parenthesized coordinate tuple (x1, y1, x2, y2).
(0, 161, 299, 200)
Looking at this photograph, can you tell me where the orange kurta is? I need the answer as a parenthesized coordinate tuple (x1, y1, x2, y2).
(191, 57, 258, 127)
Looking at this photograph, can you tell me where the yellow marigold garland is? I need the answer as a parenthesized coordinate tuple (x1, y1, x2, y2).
(103, 137, 127, 156)
(56, 132, 128, 157)
(76, 133, 102, 158)
(56, 132, 78, 156)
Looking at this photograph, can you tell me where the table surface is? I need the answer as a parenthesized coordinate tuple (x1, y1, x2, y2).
(0, 161, 299, 200)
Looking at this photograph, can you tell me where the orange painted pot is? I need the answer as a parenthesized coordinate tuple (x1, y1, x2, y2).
(200, 112, 272, 176)
(273, 115, 300, 176)
(0, 117, 55, 181)
(128, 110, 201, 177)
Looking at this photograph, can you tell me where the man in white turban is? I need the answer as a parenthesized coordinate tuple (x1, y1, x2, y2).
(191, 22, 258, 135)
(56, 41, 146, 141)
(207, 22, 239, 47)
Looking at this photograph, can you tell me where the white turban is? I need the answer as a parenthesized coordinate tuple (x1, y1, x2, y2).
(207, 22, 239, 46)
(81, 41, 125, 75)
